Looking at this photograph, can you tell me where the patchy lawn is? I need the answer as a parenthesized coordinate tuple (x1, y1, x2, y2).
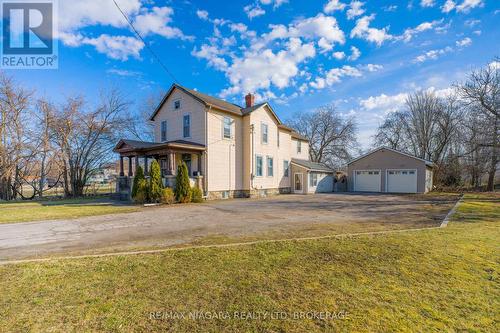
(0, 193, 498, 332)
(0, 198, 139, 224)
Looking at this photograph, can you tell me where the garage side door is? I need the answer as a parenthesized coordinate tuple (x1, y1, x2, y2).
(387, 170, 417, 193)
(354, 170, 381, 192)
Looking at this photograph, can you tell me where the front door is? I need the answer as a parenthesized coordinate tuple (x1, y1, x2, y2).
(294, 173, 303, 193)
(182, 154, 192, 176)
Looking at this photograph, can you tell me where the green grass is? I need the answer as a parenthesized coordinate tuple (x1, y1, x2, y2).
(0, 193, 498, 332)
(0, 198, 139, 224)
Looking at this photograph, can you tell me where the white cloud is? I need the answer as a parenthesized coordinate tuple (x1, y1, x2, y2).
(310, 65, 362, 89)
(347, 1, 365, 19)
(456, 0, 483, 13)
(134, 7, 193, 41)
(413, 46, 453, 63)
(332, 51, 346, 60)
(220, 38, 316, 96)
(263, 14, 345, 53)
(400, 19, 443, 42)
(191, 44, 229, 71)
(456, 37, 472, 47)
(464, 19, 480, 27)
(324, 0, 346, 13)
(348, 46, 361, 61)
(244, 4, 266, 19)
(489, 61, 500, 70)
(107, 68, 141, 77)
(383, 5, 398, 12)
(260, 0, 288, 8)
(441, 0, 456, 12)
(196, 10, 209, 20)
(365, 64, 383, 72)
(360, 92, 407, 112)
(441, 0, 483, 13)
(350, 15, 393, 46)
(82, 35, 144, 61)
(420, 0, 435, 7)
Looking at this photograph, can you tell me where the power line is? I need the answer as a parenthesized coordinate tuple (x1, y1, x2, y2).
(111, 0, 179, 84)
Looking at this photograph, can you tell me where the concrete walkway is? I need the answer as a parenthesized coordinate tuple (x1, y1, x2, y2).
(0, 193, 457, 261)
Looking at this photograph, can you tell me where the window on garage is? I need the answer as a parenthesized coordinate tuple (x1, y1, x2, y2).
(310, 173, 318, 186)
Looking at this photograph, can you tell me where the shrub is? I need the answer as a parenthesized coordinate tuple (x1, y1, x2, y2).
(161, 187, 175, 205)
(191, 186, 203, 203)
(134, 178, 149, 204)
(131, 165, 145, 200)
(175, 161, 191, 203)
(149, 160, 163, 202)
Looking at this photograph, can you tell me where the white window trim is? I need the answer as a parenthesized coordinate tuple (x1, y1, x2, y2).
(183, 113, 191, 139)
(173, 99, 181, 110)
(261, 122, 269, 145)
(222, 116, 233, 140)
(266, 156, 274, 177)
(255, 155, 264, 177)
(160, 120, 168, 142)
(297, 140, 302, 154)
(310, 173, 318, 187)
(283, 160, 289, 178)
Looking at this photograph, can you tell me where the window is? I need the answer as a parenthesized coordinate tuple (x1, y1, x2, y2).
(261, 123, 268, 144)
(277, 131, 280, 147)
(267, 157, 274, 177)
(161, 120, 167, 142)
(283, 160, 289, 177)
(174, 100, 181, 109)
(297, 140, 302, 153)
(223, 117, 232, 139)
(183, 114, 190, 138)
(310, 173, 318, 186)
(255, 156, 263, 177)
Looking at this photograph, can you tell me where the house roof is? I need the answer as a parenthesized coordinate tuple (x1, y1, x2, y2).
(113, 139, 205, 153)
(291, 131, 309, 142)
(347, 147, 435, 167)
(291, 158, 334, 173)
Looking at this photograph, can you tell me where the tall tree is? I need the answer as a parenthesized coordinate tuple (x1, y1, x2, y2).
(456, 59, 499, 191)
(287, 105, 358, 168)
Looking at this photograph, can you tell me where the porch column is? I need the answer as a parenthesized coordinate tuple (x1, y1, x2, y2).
(119, 156, 124, 176)
(128, 156, 133, 177)
(198, 152, 202, 175)
(144, 156, 149, 176)
(169, 152, 175, 174)
(135, 156, 139, 173)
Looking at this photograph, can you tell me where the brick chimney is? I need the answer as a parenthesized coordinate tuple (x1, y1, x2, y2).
(245, 93, 255, 108)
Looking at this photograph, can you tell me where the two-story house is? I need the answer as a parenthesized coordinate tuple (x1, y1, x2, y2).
(114, 84, 334, 199)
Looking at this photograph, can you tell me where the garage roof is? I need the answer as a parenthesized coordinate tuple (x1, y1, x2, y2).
(348, 147, 434, 167)
(291, 158, 334, 173)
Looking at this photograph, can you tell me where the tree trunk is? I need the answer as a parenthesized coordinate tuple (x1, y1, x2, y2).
(487, 118, 499, 191)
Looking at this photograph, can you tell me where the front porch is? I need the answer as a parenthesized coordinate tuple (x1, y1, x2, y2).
(113, 139, 206, 197)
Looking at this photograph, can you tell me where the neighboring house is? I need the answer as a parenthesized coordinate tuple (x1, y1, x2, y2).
(114, 84, 331, 199)
(347, 147, 434, 194)
(88, 163, 119, 184)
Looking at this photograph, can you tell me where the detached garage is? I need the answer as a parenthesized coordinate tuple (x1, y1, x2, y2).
(347, 147, 434, 194)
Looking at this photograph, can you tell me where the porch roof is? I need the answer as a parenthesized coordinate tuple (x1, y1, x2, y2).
(113, 139, 206, 156)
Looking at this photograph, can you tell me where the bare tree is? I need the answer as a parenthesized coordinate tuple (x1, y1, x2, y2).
(0, 73, 33, 200)
(287, 105, 358, 168)
(50, 90, 131, 197)
(456, 58, 499, 191)
(125, 90, 164, 142)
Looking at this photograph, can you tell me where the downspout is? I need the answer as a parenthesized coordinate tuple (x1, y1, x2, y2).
(204, 105, 210, 197)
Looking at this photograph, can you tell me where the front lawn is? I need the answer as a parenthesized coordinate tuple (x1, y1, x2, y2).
(0, 198, 140, 224)
(0, 193, 498, 332)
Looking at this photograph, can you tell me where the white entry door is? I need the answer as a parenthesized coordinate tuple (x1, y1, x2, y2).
(294, 173, 303, 193)
(387, 169, 417, 193)
(354, 170, 381, 192)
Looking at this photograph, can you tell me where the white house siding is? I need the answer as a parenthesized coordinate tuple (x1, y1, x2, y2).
(206, 108, 244, 192)
(291, 138, 309, 160)
(153, 89, 206, 145)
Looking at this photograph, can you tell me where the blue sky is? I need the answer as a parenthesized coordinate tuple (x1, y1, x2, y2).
(6, 0, 500, 148)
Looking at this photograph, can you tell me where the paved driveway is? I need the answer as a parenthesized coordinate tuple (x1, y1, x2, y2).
(0, 193, 457, 261)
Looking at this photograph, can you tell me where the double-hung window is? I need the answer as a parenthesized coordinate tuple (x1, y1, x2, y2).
(255, 156, 263, 177)
(174, 100, 181, 109)
(161, 120, 167, 142)
(261, 123, 268, 144)
(283, 160, 289, 177)
(267, 157, 274, 177)
(223, 117, 232, 139)
(310, 173, 318, 186)
(183, 114, 191, 138)
(297, 140, 302, 153)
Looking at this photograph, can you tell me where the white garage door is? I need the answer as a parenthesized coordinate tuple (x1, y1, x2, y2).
(354, 170, 381, 192)
(387, 169, 417, 193)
